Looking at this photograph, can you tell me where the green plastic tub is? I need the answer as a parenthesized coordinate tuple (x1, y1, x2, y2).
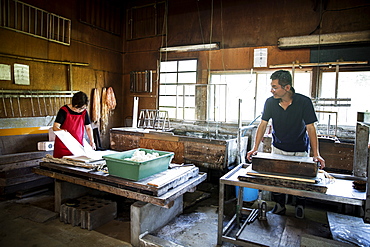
(103, 148, 174, 181)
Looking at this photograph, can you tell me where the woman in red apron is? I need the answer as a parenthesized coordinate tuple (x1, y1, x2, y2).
(53, 91, 96, 158)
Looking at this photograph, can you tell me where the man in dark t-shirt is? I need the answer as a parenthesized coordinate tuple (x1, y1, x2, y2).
(247, 70, 325, 218)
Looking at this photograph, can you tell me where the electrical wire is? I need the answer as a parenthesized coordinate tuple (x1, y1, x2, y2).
(309, 4, 370, 35)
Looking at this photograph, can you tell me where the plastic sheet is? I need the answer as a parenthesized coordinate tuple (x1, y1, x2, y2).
(328, 212, 370, 246)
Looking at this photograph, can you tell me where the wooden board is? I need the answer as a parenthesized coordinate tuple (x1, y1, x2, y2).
(252, 152, 318, 177)
(246, 171, 318, 183)
(36, 162, 199, 196)
(139, 138, 185, 164)
(183, 140, 227, 170)
(34, 165, 207, 207)
(238, 167, 328, 193)
(319, 141, 354, 173)
(109, 131, 142, 151)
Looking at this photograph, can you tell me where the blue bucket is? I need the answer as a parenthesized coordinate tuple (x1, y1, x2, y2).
(235, 186, 258, 202)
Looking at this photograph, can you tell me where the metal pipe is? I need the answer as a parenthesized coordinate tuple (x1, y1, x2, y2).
(30, 91, 35, 116)
(49, 95, 54, 115)
(335, 61, 340, 105)
(37, 92, 42, 115)
(0, 53, 89, 66)
(9, 97, 14, 117)
(238, 98, 242, 164)
(42, 93, 47, 116)
(2, 90, 7, 117)
(17, 96, 21, 117)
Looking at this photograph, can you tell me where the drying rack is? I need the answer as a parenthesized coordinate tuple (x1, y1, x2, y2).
(137, 109, 171, 131)
(0, 89, 76, 117)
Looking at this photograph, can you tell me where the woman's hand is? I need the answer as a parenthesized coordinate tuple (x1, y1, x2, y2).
(90, 141, 96, 150)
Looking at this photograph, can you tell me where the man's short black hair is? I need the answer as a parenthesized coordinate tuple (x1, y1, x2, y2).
(72, 91, 89, 108)
(270, 70, 292, 87)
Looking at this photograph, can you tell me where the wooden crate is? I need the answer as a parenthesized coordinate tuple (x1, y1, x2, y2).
(251, 152, 318, 178)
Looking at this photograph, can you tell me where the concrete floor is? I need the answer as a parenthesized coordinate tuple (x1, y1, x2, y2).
(0, 183, 365, 247)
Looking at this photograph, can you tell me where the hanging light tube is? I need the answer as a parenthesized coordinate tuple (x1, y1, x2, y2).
(160, 43, 220, 52)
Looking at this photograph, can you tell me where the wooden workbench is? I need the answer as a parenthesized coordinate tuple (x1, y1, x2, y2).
(34, 162, 207, 209)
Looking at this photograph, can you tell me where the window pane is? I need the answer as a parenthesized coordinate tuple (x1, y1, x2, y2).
(184, 96, 195, 107)
(159, 59, 197, 120)
(160, 73, 177, 84)
(318, 71, 370, 126)
(178, 60, 197, 71)
(176, 108, 183, 119)
(178, 72, 196, 84)
(159, 96, 177, 107)
(209, 73, 256, 122)
(177, 85, 183, 95)
(160, 61, 177, 72)
(177, 96, 183, 106)
(159, 85, 177, 95)
(293, 72, 311, 97)
(256, 73, 273, 117)
(159, 107, 176, 119)
(321, 73, 336, 98)
(183, 85, 195, 95)
(184, 108, 195, 120)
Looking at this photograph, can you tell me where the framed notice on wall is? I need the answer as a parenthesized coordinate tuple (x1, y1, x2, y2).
(0, 64, 11, 80)
(14, 63, 30, 85)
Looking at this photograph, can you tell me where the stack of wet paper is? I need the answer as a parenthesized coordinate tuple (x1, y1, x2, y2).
(54, 130, 117, 163)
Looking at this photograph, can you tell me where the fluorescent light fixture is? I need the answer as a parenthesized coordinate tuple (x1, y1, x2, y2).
(160, 43, 219, 52)
(278, 30, 370, 49)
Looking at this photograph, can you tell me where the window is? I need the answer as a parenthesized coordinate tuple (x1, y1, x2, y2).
(126, 2, 165, 40)
(159, 60, 197, 119)
(208, 71, 311, 123)
(208, 73, 256, 122)
(317, 71, 370, 126)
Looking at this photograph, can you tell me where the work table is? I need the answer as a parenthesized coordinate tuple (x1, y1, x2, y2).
(217, 163, 366, 246)
(33, 161, 207, 209)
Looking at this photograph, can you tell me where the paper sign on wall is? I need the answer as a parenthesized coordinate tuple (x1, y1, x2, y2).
(253, 48, 268, 68)
(14, 63, 30, 85)
(0, 64, 11, 80)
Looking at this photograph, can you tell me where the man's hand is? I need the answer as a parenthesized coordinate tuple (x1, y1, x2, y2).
(247, 149, 258, 162)
(314, 155, 325, 169)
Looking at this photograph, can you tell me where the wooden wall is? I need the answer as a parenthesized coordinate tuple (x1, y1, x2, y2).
(122, 0, 370, 123)
(1, 0, 370, 151)
(0, 0, 124, 148)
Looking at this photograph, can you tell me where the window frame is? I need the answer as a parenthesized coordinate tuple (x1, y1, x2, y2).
(158, 59, 198, 120)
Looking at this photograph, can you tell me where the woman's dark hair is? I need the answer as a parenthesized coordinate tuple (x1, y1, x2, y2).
(72, 91, 89, 108)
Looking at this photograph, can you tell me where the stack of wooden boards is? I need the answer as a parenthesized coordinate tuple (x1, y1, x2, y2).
(238, 152, 328, 193)
(0, 151, 53, 196)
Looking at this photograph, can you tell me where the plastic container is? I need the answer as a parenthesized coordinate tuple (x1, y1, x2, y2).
(103, 148, 174, 181)
(235, 186, 258, 202)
